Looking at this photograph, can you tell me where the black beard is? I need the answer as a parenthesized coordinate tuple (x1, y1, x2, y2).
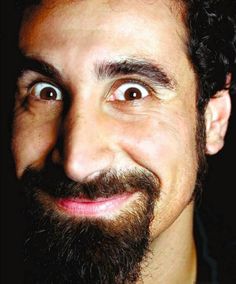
(20, 162, 160, 284)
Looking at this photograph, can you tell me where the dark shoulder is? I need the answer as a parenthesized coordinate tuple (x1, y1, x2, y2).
(194, 207, 236, 284)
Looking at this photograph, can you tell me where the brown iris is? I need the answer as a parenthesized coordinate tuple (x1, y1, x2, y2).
(38, 87, 58, 100)
(124, 87, 142, 101)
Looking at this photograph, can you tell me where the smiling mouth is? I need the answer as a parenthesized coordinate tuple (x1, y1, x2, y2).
(55, 192, 139, 218)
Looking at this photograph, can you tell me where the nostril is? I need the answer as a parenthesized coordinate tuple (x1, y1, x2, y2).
(51, 148, 62, 164)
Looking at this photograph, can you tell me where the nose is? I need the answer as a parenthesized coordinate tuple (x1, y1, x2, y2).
(55, 108, 115, 182)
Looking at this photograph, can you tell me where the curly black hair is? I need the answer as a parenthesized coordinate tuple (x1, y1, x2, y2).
(16, 0, 236, 111)
(184, 0, 236, 111)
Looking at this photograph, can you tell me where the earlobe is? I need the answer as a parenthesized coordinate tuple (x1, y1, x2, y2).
(205, 88, 231, 155)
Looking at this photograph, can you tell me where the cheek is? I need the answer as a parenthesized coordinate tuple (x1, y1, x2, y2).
(115, 112, 198, 235)
(12, 114, 60, 177)
(118, 114, 197, 179)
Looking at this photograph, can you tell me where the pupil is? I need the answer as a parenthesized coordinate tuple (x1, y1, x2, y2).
(124, 88, 142, 100)
(40, 87, 57, 100)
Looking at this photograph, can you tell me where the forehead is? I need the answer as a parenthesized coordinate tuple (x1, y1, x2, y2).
(20, 0, 187, 49)
(20, 0, 193, 91)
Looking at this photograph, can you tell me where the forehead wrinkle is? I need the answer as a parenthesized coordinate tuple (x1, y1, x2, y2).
(20, 0, 192, 89)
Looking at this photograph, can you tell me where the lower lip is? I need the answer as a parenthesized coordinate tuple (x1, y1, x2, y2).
(56, 193, 134, 217)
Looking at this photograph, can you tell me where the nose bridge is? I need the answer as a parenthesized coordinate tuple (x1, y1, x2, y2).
(62, 103, 114, 181)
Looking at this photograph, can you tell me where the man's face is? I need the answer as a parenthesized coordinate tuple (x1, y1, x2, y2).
(13, 0, 202, 282)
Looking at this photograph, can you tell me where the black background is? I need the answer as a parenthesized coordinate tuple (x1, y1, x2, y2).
(1, 1, 235, 283)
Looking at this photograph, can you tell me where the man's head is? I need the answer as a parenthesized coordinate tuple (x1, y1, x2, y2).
(12, 0, 235, 283)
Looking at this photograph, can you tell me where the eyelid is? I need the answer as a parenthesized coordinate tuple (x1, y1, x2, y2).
(108, 78, 157, 100)
(17, 71, 66, 99)
(18, 69, 63, 89)
(30, 82, 63, 101)
(29, 80, 59, 92)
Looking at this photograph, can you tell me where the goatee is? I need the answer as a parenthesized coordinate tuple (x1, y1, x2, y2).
(20, 162, 160, 284)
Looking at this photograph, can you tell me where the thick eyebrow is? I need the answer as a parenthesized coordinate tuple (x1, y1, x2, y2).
(17, 53, 63, 82)
(18, 53, 176, 90)
(96, 59, 176, 90)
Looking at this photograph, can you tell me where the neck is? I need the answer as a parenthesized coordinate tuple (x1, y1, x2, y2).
(139, 203, 196, 284)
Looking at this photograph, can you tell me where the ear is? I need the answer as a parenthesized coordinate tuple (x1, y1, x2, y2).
(205, 87, 231, 155)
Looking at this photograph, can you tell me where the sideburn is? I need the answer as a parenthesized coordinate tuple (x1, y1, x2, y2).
(192, 102, 208, 201)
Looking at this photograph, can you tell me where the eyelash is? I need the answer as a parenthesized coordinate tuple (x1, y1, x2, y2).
(18, 73, 157, 105)
(109, 78, 156, 100)
(28, 79, 60, 93)
(18, 75, 65, 103)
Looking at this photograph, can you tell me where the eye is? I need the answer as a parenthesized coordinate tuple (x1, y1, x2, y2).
(30, 82, 63, 101)
(110, 82, 149, 101)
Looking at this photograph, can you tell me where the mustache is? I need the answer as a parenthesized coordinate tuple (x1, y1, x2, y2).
(20, 162, 160, 200)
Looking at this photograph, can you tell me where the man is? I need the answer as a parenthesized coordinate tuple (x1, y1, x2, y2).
(10, 0, 235, 283)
